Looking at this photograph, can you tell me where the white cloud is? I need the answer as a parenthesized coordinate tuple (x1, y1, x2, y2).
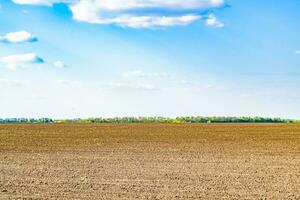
(0, 53, 44, 70)
(0, 31, 37, 43)
(12, 0, 52, 6)
(53, 60, 67, 68)
(12, 0, 76, 6)
(12, 0, 226, 28)
(99, 15, 201, 28)
(205, 14, 224, 28)
(13, 0, 225, 9)
(70, 0, 224, 12)
(70, 0, 224, 28)
(123, 70, 168, 78)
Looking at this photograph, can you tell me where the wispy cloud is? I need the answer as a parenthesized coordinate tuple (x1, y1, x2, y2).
(205, 14, 224, 28)
(55, 79, 73, 86)
(0, 53, 44, 70)
(178, 79, 193, 86)
(296, 50, 300, 55)
(123, 70, 168, 78)
(174, 80, 228, 92)
(12, 0, 226, 28)
(0, 30, 37, 43)
(0, 79, 25, 87)
(105, 82, 158, 91)
(53, 60, 67, 68)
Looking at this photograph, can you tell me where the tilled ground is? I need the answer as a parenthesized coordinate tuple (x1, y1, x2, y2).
(0, 124, 300, 199)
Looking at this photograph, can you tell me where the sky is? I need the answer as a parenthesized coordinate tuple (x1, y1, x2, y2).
(0, 0, 300, 119)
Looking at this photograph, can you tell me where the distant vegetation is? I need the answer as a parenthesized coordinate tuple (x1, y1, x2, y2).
(0, 117, 297, 124)
(0, 118, 53, 124)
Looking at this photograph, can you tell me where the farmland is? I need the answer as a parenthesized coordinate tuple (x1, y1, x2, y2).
(1, 124, 300, 199)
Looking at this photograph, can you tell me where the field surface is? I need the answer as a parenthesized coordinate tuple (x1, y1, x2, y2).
(1, 124, 300, 199)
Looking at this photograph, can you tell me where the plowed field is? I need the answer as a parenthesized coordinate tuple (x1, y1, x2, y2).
(1, 124, 300, 199)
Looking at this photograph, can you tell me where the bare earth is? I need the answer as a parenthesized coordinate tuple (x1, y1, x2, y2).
(1, 124, 300, 199)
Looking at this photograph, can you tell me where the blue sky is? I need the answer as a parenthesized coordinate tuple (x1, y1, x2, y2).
(0, 0, 300, 119)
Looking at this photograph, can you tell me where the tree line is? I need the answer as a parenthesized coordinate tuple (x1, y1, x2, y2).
(0, 117, 296, 124)
(0, 118, 53, 123)
(56, 117, 294, 124)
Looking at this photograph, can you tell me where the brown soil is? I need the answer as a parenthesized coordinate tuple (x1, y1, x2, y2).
(1, 124, 300, 199)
